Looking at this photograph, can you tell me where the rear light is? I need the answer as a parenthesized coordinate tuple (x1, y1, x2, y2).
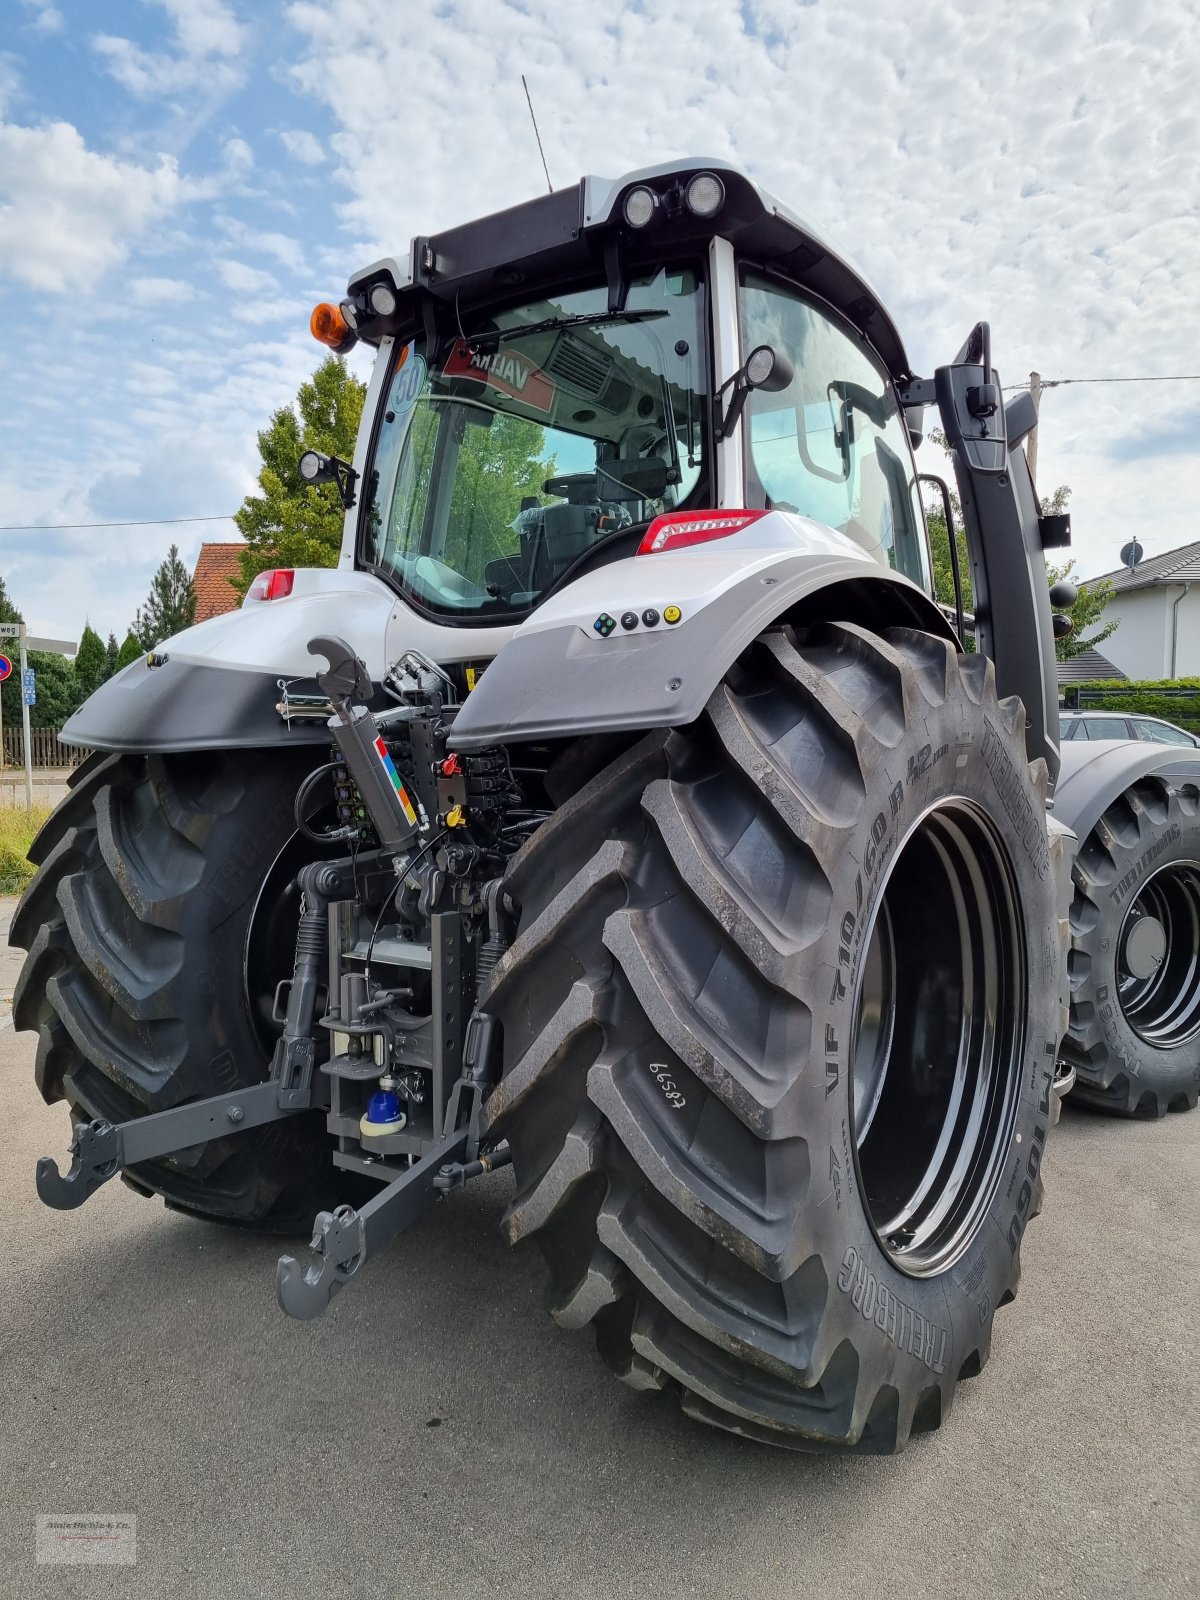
(637, 509, 767, 555)
(246, 568, 295, 601)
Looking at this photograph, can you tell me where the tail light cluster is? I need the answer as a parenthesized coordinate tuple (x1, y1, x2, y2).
(246, 568, 295, 602)
(637, 509, 766, 555)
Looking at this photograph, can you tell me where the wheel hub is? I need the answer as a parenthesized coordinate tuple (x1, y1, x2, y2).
(1116, 860, 1200, 1047)
(1121, 913, 1166, 982)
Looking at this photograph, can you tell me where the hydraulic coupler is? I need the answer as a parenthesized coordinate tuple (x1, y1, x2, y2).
(307, 635, 422, 855)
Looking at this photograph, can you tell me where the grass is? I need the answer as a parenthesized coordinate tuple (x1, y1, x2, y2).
(0, 803, 51, 893)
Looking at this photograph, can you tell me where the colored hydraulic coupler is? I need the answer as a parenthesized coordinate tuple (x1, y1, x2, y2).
(308, 635, 422, 855)
(360, 1076, 407, 1139)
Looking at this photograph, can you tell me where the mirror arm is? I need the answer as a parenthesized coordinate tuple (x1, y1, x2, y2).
(716, 375, 750, 441)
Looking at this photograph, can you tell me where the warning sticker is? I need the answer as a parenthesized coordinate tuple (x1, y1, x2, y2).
(441, 338, 556, 414)
(389, 353, 426, 416)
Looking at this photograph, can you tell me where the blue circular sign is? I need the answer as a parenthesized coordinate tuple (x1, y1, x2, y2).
(0, 655, 12, 682)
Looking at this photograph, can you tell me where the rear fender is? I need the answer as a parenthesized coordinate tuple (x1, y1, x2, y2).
(1053, 740, 1200, 846)
(450, 511, 954, 750)
(60, 569, 396, 754)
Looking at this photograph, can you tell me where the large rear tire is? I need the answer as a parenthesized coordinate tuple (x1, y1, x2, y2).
(1061, 773, 1200, 1118)
(10, 747, 360, 1230)
(483, 623, 1068, 1452)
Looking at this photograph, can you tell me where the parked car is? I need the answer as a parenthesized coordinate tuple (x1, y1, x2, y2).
(1061, 710, 1200, 746)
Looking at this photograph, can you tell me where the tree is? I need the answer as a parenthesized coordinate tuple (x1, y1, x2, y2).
(116, 631, 143, 671)
(73, 624, 108, 702)
(234, 355, 366, 595)
(104, 631, 120, 679)
(1047, 557, 1119, 660)
(0, 574, 20, 627)
(920, 434, 1100, 661)
(0, 576, 86, 732)
(133, 543, 196, 648)
(26, 652, 80, 730)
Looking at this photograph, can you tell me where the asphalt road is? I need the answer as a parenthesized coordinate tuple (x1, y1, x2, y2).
(0, 899, 1196, 1600)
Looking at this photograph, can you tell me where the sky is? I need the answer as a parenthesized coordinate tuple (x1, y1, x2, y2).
(1, 0, 1198, 641)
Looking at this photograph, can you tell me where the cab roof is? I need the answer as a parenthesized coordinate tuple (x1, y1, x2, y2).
(348, 157, 912, 381)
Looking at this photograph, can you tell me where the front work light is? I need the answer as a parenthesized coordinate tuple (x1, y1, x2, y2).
(684, 172, 725, 218)
(623, 185, 658, 228)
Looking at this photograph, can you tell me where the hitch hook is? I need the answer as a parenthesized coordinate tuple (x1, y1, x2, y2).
(276, 1205, 365, 1321)
(36, 1120, 123, 1209)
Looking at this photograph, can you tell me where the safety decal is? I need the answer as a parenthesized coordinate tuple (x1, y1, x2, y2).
(389, 353, 427, 417)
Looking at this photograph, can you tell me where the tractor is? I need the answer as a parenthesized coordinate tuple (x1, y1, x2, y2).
(13, 160, 1199, 1453)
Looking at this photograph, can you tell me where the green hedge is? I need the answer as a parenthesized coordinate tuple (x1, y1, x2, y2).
(1063, 678, 1200, 733)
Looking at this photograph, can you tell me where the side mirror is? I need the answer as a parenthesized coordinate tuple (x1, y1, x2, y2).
(717, 343, 794, 439)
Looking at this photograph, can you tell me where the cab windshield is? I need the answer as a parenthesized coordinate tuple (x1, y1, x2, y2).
(361, 265, 708, 619)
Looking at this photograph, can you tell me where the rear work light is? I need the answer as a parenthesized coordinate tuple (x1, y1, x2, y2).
(246, 568, 295, 601)
(637, 509, 767, 555)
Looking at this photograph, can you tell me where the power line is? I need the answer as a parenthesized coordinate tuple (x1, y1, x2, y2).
(1003, 374, 1200, 391)
(0, 514, 236, 532)
(4, 369, 1198, 533)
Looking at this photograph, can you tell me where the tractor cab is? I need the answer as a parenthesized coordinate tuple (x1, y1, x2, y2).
(314, 160, 933, 628)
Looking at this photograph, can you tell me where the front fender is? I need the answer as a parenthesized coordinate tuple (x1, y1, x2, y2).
(451, 518, 953, 750)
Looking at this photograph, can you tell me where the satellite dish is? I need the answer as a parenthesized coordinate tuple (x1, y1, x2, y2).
(1119, 541, 1143, 571)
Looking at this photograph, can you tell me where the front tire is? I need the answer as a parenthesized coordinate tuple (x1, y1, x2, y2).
(483, 623, 1067, 1451)
(10, 748, 358, 1230)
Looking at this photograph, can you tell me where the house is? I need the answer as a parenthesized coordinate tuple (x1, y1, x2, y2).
(1057, 647, 1126, 692)
(1087, 539, 1200, 681)
(192, 543, 245, 623)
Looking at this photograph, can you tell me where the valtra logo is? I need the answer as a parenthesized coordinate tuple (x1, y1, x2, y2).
(441, 338, 556, 414)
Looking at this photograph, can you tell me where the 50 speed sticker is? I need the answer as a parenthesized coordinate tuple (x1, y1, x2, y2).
(389, 353, 426, 416)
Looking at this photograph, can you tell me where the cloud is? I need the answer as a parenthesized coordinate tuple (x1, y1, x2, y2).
(216, 257, 281, 295)
(278, 128, 324, 165)
(284, 0, 1200, 579)
(217, 217, 307, 272)
(0, 120, 185, 291)
(222, 135, 253, 175)
(93, 0, 247, 100)
(18, 1, 63, 35)
(0, 54, 19, 116)
(129, 275, 199, 305)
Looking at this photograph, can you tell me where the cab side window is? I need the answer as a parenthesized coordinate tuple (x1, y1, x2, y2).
(740, 272, 931, 591)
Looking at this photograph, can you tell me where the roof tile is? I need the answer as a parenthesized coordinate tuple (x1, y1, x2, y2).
(192, 542, 245, 623)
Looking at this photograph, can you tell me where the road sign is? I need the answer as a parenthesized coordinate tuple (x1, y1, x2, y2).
(22, 668, 36, 706)
(0, 654, 12, 681)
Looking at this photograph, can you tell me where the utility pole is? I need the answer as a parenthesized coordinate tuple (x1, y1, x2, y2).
(1026, 370, 1043, 486)
(19, 624, 33, 807)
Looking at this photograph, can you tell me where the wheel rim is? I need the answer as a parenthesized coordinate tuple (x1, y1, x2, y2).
(1116, 859, 1200, 1047)
(849, 799, 1026, 1279)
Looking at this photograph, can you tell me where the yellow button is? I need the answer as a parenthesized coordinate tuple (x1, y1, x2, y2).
(663, 604, 682, 624)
